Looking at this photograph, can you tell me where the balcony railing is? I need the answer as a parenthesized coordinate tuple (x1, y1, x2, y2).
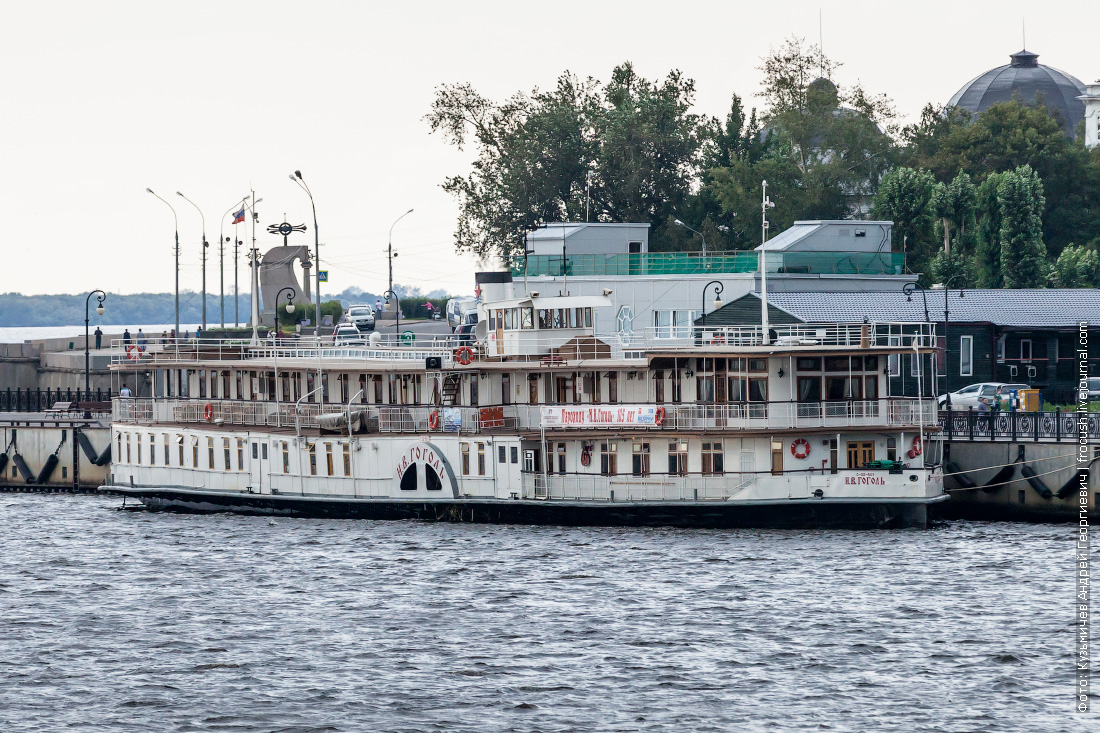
(938, 407, 1100, 442)
(111, 397, 935, 434)
(511, 251, 906, 278)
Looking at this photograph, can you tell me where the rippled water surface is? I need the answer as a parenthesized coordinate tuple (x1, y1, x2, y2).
(0, 494, 1091, 732)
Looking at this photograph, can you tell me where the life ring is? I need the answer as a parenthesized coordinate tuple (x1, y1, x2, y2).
(203, 403, 213, 421)
(428, 410, 440, 431)
(911, 435, 923, 456)
(654, 407, 665, 427)
(712, 334, 726, 346)
(791, 438, 811, 460)
(126, 345, 141, 361)
(455, 346, 473, 365)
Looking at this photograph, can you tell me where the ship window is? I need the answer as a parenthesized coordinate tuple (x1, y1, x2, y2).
(163, 434, 170, 466)
(307, 372, 316, 402)
(461, 443, 470, 475)
(600, 442, 617, 475)
(237, 439, 244, 470)
(910, 353, 922, 377)
(748, 378, 767, 402)
(702, 442, 724, 476)
(771, 440, 784, 475)
(223, 438, 231, 469)
(797, 358, 821, 371)
(326, 444, 334, 476)
(192, 439, 198, 468)
(198, 369, 206, 399)
(117, 433, 122, 463)
(824, 357, 849, 372)
(556, 443, 566, 474)
(400, 466, 418, 491)
(632, 443, 650, 477)
(135, 433, 142, 464)
(511, 446, 518, 464)
(668, 441, 687, 476)
(477, 443, 486, 475)
(308, 443, 317, 475)
(797, 376, 822, 402)
(342, 443, 351, 476)
(886, 437, 897, 462)
(426, 465, 443, 491)
(521, 307, 533, 329)
(498, 445, 506, 463)
(748, 358, 767, 372)
(148, 434, 155, 466)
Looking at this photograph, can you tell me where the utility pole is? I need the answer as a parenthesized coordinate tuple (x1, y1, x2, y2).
(760, 180, 775, 345)
(387, 209, 414, 328)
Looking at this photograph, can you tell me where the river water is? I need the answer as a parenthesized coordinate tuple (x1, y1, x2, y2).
(0, 494, 1090, 732)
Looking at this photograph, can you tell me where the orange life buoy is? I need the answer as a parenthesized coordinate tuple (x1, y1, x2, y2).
(911, 435, 923, 456)
(654, 406, 665, 427)
(455, 346, 473, 365)
(791, 438, 811, 459)
(712, 334, 726, 346)
(126, 345, 141, 361)
(428, 410, 440, 430)
(203, 403, 213, 421)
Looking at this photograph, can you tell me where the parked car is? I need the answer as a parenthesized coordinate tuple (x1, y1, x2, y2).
(454, 313, 479, 345)
(344, 304, 375, 331)
(1085, 377, 1100, 401)
(447, 297, 476, 332)
(333, 325, 366, 346)
(938, 382, 1030, 409)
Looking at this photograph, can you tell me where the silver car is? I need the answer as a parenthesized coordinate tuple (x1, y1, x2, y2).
(333, 325, 366, 346)
(938, 382, 1030, 409)
(344, 305, 375, 331)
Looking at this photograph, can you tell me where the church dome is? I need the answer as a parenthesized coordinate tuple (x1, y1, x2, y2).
(948, 50, 1086, 136)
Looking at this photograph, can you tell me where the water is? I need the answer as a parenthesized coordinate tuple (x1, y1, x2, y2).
(0, 494, 1090, 732)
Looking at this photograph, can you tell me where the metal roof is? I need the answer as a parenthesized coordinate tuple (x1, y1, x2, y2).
(763, 290, 1100, 328)
(948, 49, 1086, 136)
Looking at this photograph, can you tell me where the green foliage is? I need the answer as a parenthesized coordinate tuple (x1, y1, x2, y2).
(932, 171, 977, 256)
(974, 172, 1005, 287)
(1048, 243, 1100, 288)
(396, 297, 447, 319)
(997, 165, 1047, 288)
(282, 300, 344, 327)
(872, 167, 936, 270)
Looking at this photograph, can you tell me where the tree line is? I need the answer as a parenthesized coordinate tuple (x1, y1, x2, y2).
(428, 38, 1100, 287)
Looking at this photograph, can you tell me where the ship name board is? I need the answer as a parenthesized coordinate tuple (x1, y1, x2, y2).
(541, 405, 657, 428)
(396, 443, 446, 478)
(844, 473, 887, 486)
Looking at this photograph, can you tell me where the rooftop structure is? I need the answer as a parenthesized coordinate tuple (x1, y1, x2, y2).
(948, 49, 1087, 137)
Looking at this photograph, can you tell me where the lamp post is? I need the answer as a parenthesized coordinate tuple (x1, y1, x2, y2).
(701, 280, 724, 319)
(146, 188, 180, 336)
(176, 192, 209, 330)
(384, 289, 401, 340)
(238, 195, 263, 330)
(220, 196, 248, 330)
(387, 209, 414, 320)
(84, 290, 105, 415)
(289, 171, 320, 337)
(760, 180, 776, 345)
(674, 219, 708, 253)
(931, 275, 967, 406)
(275, 286, 296, 341)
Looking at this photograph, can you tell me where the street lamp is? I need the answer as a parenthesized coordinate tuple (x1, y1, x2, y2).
(387, 209, 414, 316)
(219, 196, 249, 329)
(146, 188, 180, 336)
(674, 219, 707, 254)
(289, 171, 320, 337)
(702, 280, 724, 317)
(384, 289, 401, 340)
(931, 275, 966, 407)
(84, 290, 105, 416)
(275, 286, 296, 340)
(273, 286, 295, 427)
(177, 192, 209, 330)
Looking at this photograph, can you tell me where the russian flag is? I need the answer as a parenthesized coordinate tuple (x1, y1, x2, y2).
(232, 208, 246, 224)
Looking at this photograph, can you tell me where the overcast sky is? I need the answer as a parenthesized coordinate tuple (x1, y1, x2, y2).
(1, 0, 1092, 303)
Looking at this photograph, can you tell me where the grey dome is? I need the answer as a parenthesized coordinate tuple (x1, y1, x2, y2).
(948, 50, 1086, 136)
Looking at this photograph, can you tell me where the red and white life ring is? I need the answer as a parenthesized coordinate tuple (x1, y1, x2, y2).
(455, 346, 473, 365)
(654, 407, 666, 427)
(203, 403, 213, 421)
(791, 438, 811, 459)
(428, 410, 440, 431)
(911, 435, 923, 456)
(126, 345, 141, 361)
(711, 334, 726, 346)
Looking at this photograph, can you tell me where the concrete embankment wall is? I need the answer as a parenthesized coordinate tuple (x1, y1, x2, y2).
(0, 338, 117, 392)
(938, 441, 1098, 521)
(0, 423, 110, 490)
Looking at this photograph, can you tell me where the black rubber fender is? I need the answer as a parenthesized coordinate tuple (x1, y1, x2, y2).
(945, 461, 975, 490)
(1020, 465, 1052, 499)
(982, 464, 1015, 493)
(12, 453, 34, 483)
(77, 431, 100, 464)
(36, 454, 59, 484)
(94, 443, 112, 466)
(1056, 469, 1088, 500)
(0, 453, 7, 475)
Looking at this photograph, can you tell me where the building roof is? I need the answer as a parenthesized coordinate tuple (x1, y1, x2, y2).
(526, 222, 650, 241)
(755, 220, 892, 251)
(763, 290, 1100, 328)
(948, 49, 1086, 136)
(696, 293, 805, 326)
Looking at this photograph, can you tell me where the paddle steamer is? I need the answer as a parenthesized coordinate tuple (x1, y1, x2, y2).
(103, 272, 945, 528)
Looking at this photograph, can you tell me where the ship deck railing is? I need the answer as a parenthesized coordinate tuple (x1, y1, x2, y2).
(109, 323, 936, 369)
(510, 250, 906, 278)
(111, 397, 935, 434)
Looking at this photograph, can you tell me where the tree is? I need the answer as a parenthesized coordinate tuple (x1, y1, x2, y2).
(1048, 243, 1100, 288)
(928, 248, 978, 288)
(932, 171, 976, 256)
(872, 167, 936, 270)
(998, 165, 1047, 288)
(426, 64, 707, 261)
(974, 172, 1005, 287)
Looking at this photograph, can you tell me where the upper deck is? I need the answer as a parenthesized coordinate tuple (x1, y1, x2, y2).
(512, 250, 905, 278)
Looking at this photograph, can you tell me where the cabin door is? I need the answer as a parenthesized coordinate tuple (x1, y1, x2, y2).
(248, 438, 264, 493)
(495, 309, 505, 356)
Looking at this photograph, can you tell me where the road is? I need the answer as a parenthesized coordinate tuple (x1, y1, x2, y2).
(372, 319, 452, 337)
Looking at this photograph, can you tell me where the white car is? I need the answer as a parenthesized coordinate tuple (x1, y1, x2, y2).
(333, 325, 366, 346)
(344, 304, 376, 331)
(938, 382, 1029, 409)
